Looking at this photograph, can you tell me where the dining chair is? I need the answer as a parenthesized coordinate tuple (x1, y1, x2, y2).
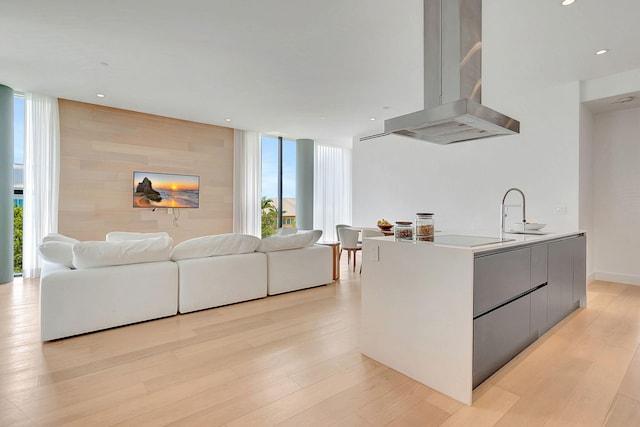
(360, 229, 385, 273)
(335, 224, 350, 259)
(338, 227, 361, 272)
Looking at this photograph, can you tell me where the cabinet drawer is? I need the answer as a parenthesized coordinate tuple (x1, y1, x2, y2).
(530, 285, 549, 338)
(474, 247, 531, 316)
(473, 295, 534, 388)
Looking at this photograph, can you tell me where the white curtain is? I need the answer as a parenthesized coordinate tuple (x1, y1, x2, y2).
(233, 129, 261, 236)
(313, 143, 352, 241)
(23, 93, 60, 278)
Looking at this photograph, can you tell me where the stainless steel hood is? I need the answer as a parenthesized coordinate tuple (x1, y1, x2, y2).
(376, 0, 520, 144)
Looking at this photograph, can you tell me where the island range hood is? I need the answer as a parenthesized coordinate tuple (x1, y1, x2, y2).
(373, 0, 520, 144)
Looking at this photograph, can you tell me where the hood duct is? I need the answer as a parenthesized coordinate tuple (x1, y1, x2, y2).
(370, 0, 520, 144)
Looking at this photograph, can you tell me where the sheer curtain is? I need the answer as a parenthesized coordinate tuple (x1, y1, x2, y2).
(23, 93, 60, 278)
(233, 129, 261, 236)
(313, 143, 352, 241)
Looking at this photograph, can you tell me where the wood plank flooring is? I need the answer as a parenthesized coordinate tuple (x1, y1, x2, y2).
(1, 260, 639, 426)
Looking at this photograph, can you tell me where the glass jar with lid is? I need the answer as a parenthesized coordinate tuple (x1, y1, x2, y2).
(394, 221, 413, 240)
(415, 212, 434, 242)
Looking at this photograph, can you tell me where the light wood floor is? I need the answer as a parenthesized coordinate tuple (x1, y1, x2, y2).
(1, 259, 640, 426)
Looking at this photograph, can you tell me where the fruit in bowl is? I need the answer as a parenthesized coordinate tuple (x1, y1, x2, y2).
(377, 219, 393, 230)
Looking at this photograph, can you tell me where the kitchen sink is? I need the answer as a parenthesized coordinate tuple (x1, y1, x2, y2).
(506, 230, 548, 235)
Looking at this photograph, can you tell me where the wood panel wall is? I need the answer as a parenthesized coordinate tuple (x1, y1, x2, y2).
(58, 99, 234, 243)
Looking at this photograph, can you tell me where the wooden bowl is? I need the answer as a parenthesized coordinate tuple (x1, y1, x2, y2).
(378, 224, 393, 231)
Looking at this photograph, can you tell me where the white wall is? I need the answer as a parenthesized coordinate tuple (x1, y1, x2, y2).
(592, 107, 640, 285)
(579, 105, 595, 278)
(353, 81, 582, 233)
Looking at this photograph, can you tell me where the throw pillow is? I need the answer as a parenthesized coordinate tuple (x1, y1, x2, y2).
(275, 226, 298, 236)
(301, 229, 323, 246)
(72, 236, 173, 269)
(170, 233, 261, 261)
(256, 232, 315, 252)
(42, 233, 80, 244)
(37, 241, 74, 268)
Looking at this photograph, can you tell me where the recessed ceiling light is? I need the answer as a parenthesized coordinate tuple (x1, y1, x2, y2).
(96, 93, 105, 98)
(595, 49, 609, 55)
(225, 118, 232, 122)
(561, 0, 575, 6)
(370, 117, 376, 121)
(320, 116, 326, 120)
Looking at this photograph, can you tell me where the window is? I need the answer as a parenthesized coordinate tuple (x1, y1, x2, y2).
(14, 95, 25, 274)
(261, 135, 296, 237)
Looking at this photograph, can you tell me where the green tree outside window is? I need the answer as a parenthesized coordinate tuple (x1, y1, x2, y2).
(14, 205, 23, 273)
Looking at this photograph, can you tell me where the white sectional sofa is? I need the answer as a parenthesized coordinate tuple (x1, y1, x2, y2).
(265, 245, 333, 295)
(170, 233, 267, 314)
(176, 253, 267, 314)
(39, 234, 178, 341)
(37, 229, 333, 340)
(40, 260, 178, 341)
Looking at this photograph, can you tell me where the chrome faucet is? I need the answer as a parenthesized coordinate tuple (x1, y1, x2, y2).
(501, 188, 526, 233)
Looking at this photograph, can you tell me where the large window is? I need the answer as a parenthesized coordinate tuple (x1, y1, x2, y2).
(261, 135, 296, 237)
(14, 95, 24, 274)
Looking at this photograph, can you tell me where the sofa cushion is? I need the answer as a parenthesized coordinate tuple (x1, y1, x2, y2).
(42, 233, 80, 244)
(72, 236, 173, 269)
(170, 233, 261, 261)
(38, 241, 74, 268)
(257, 232, 316, 252)
(275, 226, 298, 236)
(106, 231, 170, 242)
(301, 229, 323, 246)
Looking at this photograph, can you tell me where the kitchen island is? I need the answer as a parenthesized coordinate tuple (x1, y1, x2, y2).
(360, 231, 586, 405)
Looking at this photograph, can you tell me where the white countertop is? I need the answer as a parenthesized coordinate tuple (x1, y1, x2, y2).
(372, 229, 585, 254)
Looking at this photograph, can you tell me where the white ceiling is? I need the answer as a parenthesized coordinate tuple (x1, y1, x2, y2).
(1, 0, 639, 143)
(583, 90, 640, 115)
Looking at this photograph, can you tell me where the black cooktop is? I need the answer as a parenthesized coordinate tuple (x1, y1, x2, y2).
(433, 235, 515, 247)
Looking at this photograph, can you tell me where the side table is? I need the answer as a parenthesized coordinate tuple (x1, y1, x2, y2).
(318, 241, 340, 280)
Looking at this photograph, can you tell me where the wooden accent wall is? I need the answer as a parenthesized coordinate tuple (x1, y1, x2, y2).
(58, 99, 234, 243)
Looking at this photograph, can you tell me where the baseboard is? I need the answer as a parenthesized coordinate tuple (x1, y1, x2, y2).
(593, 271, 640, 286)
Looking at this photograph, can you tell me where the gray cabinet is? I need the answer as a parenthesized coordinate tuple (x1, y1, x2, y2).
(473, 247, 533, 387)
(548, 238, 578, 327)
(472, 295, 534, 388)
(573, 235, 587, 305)
(474, 247, 531, 317)
(530, 244, 549, 336)
(530, 285, 549, 338)
(531, 244, 548, 288)
(473, 234, 586, 388)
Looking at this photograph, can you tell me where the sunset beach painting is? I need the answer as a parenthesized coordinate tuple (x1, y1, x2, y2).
(133, 171, 200, 208)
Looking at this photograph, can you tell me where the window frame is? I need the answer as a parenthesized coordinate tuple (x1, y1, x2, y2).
(261, 135, 296, 235)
